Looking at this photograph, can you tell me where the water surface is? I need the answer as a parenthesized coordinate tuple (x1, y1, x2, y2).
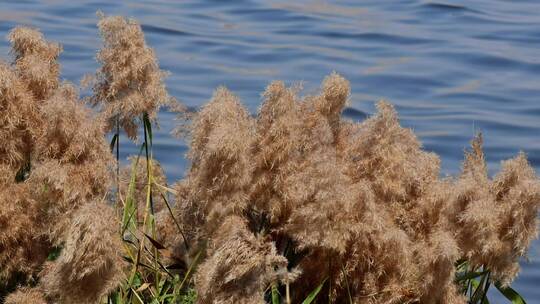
(1, 1, 539, 302)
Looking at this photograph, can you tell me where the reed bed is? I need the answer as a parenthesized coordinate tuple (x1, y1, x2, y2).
(0, 13, 539, 304)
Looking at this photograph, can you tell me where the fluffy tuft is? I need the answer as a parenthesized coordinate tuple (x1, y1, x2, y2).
(89, 14, 172, 139)
(169, 74, 539, 303)
(39, 202, 125, 304)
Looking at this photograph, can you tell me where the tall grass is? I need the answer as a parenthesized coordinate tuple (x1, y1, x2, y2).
(0, 13, 538, 304)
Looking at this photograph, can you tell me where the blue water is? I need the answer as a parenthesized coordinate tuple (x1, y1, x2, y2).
(1, 1, 539, 302)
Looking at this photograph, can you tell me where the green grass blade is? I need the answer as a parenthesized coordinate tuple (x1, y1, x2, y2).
(143, 112, 153, 144)
(157, 189, 189, 251)
(455, 270, 488, 283)
(302, 278, 327, 304)
(47, 245, 62, 261)
(469, 279, 480, 302)
(130, 287, 145, 304)
(110, 133, 118, 152)
(271, 283, 280, 304)
(340, 261, 353, 304)
(495, 282, 526, 304)
(143, 232, 166, 250)
(480, 273, 491, 304)
(178, 251, 202, 292)
(121, 143, 145, 235)
(471, 272, 488, 303)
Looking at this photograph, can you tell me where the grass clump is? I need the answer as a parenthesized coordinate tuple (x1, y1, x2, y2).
(0, 13, 538, 304)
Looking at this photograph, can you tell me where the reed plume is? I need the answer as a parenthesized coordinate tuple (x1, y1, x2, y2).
(0, 183, 49, 284)
(4, 288, 47, 304)
(88, 13, 172, 140)
(174, 87, 255, 247)
(8, 27, 61, 100)
(195, 216, 289, 304)
(0, 61, 40, 181)
(454, 135, 540, 285)
(39, 202, 124, 304)
(166, 73, 540, 303)
(1, 26, 124, 303)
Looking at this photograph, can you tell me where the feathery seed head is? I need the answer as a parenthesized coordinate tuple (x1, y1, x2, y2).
(90, 14, 172, 139)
